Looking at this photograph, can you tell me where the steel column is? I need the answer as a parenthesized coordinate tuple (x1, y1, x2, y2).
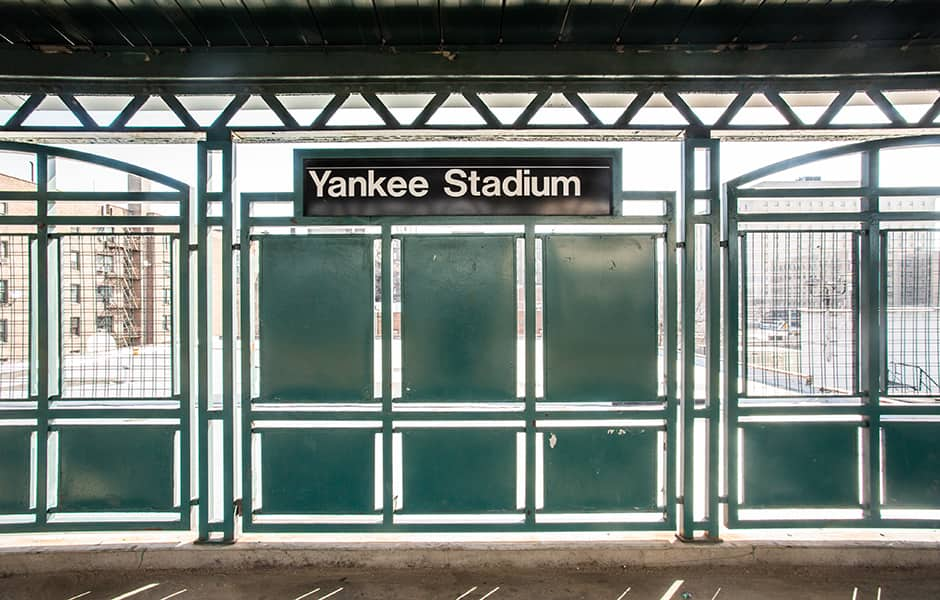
(679, 136, 721, 541)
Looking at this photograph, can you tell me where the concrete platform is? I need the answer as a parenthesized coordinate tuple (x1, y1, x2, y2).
(3, 541, 940, 575)
(1, 560, 939, 600)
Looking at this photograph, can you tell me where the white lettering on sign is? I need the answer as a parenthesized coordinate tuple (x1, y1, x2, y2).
(307, 168, 582, 199)
(308, 169, 431, 198)
(442, 169, 581, 198)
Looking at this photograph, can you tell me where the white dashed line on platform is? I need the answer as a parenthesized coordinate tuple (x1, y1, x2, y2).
(316, 587, 344, 600)
(658, 580, 685, 600)
(110, 583, 160, 600)
(455, 587, 478, 600)
(293, 588, 320, 600)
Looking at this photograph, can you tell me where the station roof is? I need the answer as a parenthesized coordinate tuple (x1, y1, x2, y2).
(0, 0, 933, 49)
(0, 0, 937, 92)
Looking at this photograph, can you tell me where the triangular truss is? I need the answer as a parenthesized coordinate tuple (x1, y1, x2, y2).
(0, 87, 936, 131)
(883, 91, 940, 124)
(178, 95, 236, 127)
(830, 92, 894, 126)
(74, 96, 136, 127)
(478, 93, 537, 125)
(377, 94, 437, 126)
(0, 95, 29, 127)
(678, 93, 738, 126)
(22, 96, 84, 127)
(326, 94, 386, 127)
(728, 94, 791, 127)
(580, 94, 638, 125)
(528, 93, 589, 126)
(426, 94, 489, 126)
(126, 96, 187, 128)
(779, 93, 839, 126)
(227, 96, 284, 127)
(629, 93, 688, 126)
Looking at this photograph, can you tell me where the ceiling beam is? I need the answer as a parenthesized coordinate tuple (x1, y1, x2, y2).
(0, 44, 938, 95)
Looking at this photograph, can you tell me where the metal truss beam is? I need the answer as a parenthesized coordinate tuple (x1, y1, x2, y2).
(2, 89, 940, 137)
(1, 47, 940, 136)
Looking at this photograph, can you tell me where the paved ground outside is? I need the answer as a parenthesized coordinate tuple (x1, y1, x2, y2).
(1, 565, 938, 600)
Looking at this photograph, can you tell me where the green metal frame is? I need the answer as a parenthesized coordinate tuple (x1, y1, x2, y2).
(2, 131, 935, 541)
(679, 137, 722, 541)
(3, 77, 940, 137)
(197, 135, 236, 541)
(0, 141, 191, 533)
(237, 146, 680, 533)
(724, 134, 940, 530)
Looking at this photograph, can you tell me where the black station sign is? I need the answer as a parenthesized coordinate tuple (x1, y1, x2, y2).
(302, 155, 613, 216)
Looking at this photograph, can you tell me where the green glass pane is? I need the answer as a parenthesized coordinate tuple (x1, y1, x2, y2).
(402, 428, 517, 513)
(543, 235, 657, 403)
(57, 426, 175, 512)
(883, 422, 940, 509)
(401, 235, 516, 402)
(259, 235, 374, 403)
(259, 428, 377, 514)
(541, 426, 659, 512)
(741, 422, 858, 508)
(0, 428, 31, 513)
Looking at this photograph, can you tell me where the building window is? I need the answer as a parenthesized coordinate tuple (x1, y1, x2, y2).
(163, 315, 171, 331)
(0, 241, 8, 260)
(70, 284, 81, 303)
(70, 317, 80, 336)
(0, 202, 7, 216)
(96, 285, 113, 306)
(70, 251, 80, 271)
(0, 319, 7, 343)
(0, 280, 8, 304)
(163, 288, 171, 305)
(95, 254, 114, 273)
(95, 316, 113, 333)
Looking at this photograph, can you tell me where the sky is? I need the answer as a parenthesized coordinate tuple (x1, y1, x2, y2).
(0, 137, 938, 210)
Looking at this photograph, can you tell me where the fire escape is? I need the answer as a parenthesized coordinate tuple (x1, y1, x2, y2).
(101, 235, 142, 348)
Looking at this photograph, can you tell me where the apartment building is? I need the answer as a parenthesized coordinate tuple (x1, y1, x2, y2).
(0, 170, 172, 366)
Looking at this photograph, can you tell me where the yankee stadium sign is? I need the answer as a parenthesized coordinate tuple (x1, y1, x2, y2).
(302, 155, 613, 216)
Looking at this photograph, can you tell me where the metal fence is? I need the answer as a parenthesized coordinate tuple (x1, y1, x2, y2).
(0, 142, 189, 532)
(0, 135, 937, 542)
(725, 136, 940, 530)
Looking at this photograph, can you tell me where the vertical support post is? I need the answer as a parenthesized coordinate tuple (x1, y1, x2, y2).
(724, 188, 741, 526)
(34, 152, 49, 528)
(524, 225, 537, 528)
(664, 195, 679, 529)
(706, 142, 722, 541)
(178, 177, 192, 532)
(679, 135, 722, 541)
(381, 226, 393, 526)
(679, 138, 696, 540)
(238, 167, 252, 532)
(196, 142, 209, 540)
(196, 132, 236, 542)
(860, 150, 882, 525)
(219, 135, 235, 542)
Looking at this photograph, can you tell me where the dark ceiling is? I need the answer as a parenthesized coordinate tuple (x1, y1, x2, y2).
(0, 0, 938, 93)
(0, 0, 935, 50)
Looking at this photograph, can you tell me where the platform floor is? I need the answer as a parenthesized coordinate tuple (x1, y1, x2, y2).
(2, 565, 938, 600)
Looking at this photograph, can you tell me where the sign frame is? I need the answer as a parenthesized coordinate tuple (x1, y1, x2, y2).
(293, 147, 622, 218)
